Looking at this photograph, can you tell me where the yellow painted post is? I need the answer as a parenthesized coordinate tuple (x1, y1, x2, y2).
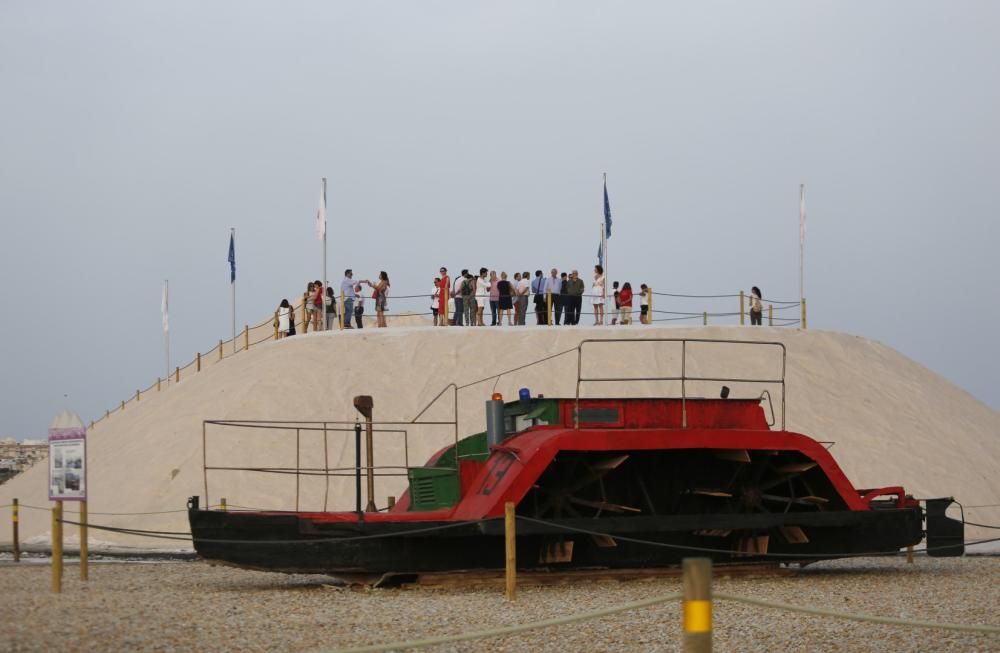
(12, 498, 19, 563)
(768, 304, 773, 327)
(197, 352, 201, 372)
(703, 311, 708, 326)
(546, 291, 552, 326)
(243, 325, 249, 350)
(739, 291, 745, 326)
(220, 498, 227, 512)
(52, 502, 63, 593)
(339, 291, 345, 330)
(801, 297, 808, 329)
(175, 366, 180, 383)
(80, 501, 88, 581)
(218, 339, 224, 361)
(505, 501, 516, 601)
(682, 558, 712, 652)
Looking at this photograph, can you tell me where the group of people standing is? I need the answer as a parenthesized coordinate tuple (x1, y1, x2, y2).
(275, 269, 391, 337)
(432, 265, 650, 327)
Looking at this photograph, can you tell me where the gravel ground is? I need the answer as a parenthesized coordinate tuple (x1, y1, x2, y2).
(1, 557, 998, 652)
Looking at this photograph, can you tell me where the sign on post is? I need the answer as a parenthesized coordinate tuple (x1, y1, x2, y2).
(48, 411, 87, 501)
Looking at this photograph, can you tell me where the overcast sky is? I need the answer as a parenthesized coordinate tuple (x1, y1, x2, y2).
(1, 1, 997, 438)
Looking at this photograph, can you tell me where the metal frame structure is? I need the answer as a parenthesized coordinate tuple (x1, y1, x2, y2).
(574, 338, 786, 430)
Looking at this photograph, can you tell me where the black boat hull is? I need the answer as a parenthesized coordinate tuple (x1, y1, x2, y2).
(188, 508, 924, 574)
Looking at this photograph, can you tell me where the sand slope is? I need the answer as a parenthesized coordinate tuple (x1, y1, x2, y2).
(2, 325, 998, 549)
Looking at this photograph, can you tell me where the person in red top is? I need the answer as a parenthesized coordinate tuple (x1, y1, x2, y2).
(437, 267, 450, 326)
(312, 280, 324, 331)
(618, 282, 633, 325)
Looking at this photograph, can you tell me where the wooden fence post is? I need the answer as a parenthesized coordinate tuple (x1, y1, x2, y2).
(682, 558, 712, 652)
(175, 366, 180, 383)
(12, 498, 19, 563)
(244, 325, 249, 350)
(801, 297, 808, 329)
(505, 501, 516, 602)
(273, 311, 280, 339)
(52, 502, 63, 593)
(157, 377, 161, 391)
(647, 286, 653, 325)
(768, 304, 773, 326)
(197, 352, 201, 372)
(218, 339, 224, 361)
(703, 311, 708, 326)
(80, 501, 88, 581)
(301, 294, 308, 332)
(739, 291, 745, 326)
(135, 389, 140, 402)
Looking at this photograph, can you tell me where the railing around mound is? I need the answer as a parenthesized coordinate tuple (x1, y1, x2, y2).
(573, 338, 787, 430)
(88, 288, 805, 436)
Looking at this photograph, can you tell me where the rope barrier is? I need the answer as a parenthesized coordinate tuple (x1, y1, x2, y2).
(515, 516, 1000, 559)
(714, 592, 1000, 635)
(326, 592, 683, 653)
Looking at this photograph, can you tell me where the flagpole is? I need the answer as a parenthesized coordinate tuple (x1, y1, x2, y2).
(231, 227, 236, 353)
(163, 280, 170, 384)
(603, 172, 608, 326)
(322, 177, 328, 289)
(799, 184, 805, 308)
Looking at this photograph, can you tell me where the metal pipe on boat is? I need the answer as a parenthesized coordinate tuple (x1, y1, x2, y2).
(486, 397, 505, 447)
(353, 421, 362, 517)
(352, 396, 377, 513)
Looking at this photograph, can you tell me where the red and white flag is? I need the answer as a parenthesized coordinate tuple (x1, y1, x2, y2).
(315, 183, 326, 241)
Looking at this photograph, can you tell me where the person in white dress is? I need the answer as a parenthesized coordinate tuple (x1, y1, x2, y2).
(475, 267, 489, 326)
(591, 265, 606, 325)
(276, 299, 291, 338)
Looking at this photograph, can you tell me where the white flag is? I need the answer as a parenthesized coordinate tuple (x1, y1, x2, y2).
(799, 183, 807, 246)
(161, 281, 169, 333)
(315, 183, 326, 241)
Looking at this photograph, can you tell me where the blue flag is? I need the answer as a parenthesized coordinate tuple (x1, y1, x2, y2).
(597, 240, 603, 267)
(603, 179, 612, 239)
(228, 233, 236, 283)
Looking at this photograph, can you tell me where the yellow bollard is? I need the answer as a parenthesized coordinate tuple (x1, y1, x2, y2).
(243, 325, 249, 350)
(703, 311, 708, 326)
(801, 297, 808, 329)
(682, 558, 712, 652)
(197, 352, 201, 372)
(218, 339, 224, 361)
(80, 501, 88, 581)
(768, 304, 773, 327)
(12, 498, 19, 563)
(505, 501, 516, 602)
(220, 498, 227, 512)
(739, 291, 745, 326)
(52, 502, 63, 593)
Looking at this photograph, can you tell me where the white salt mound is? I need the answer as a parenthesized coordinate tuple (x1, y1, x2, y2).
(2, 325, 998, 550)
